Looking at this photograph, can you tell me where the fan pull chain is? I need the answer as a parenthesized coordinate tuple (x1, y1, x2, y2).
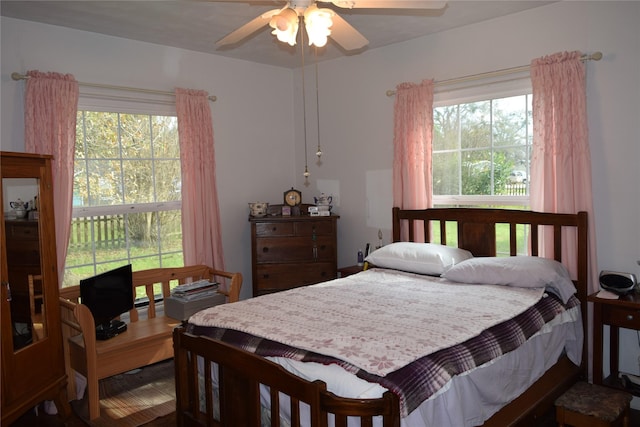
(300, 22, 310, 179)
(314, 46, 322, 159)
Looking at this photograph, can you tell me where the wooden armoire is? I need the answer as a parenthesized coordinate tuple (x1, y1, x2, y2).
(1, 152, 69, 425)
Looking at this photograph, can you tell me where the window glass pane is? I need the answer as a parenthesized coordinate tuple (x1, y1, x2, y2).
(123, 159, 153, 204)
(155, 160, 181, 202)
(79, 111, 120, 158)
(127, 211, 159, 258)
(433, 105, 459, 151)
(152, 116, 179, 157)
(158, 210, 183, 252)
(493, 96, 528, 147)
(87, 159, 123, 206)
(120, 114, 152, 158)
(433, 151, 460, 195)
(460, 100, 490, 150)
(462, 150, 491, 196)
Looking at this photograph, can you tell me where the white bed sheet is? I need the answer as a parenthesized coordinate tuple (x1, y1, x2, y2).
(198, 303, 581, 427)
(265, 304, 582, 427)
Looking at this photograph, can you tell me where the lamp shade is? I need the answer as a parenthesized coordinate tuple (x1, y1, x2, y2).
(269, 8, 299, 46)
(304, 4, 334, 47)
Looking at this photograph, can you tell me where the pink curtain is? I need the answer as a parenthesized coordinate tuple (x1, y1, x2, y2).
(393, 80, 434, 241)
(530, 51, 598, 295)
(530, 52, 599, 381)
(24, 70, 79, 285)
(175, 88, 225, 269)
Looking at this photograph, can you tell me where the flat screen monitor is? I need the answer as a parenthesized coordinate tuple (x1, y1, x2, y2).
(80, 264, 134, 332)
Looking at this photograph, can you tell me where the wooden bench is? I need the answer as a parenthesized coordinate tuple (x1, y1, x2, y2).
(59, 264, 242, 420)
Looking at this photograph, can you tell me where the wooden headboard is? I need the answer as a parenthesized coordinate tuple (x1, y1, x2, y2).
(391, 207, 589, 370)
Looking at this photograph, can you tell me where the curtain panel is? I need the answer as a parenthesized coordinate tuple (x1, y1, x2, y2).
(24, 70, 79, 285)
(530, 51, 599, 295)
(530, 51, 599, 382)
(175, 88, 225, 270)
(392, 79, 434, 241)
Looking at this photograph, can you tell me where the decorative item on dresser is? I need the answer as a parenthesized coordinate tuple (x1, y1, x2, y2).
(250, 209, 338, 296)
(1, 151, 70, 425)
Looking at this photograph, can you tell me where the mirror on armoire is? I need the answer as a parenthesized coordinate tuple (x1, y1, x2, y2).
(2, 177, 45, 351)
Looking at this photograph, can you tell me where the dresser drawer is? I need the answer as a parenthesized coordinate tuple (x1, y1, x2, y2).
(602, 305, 640, 329)
(255, 222, 295, 237)
(255, 236, 335, 263)
(295, 220, 334, 236)
(5, 221, 39, 240)
(6, 238, 40, 265)
(255, 263, 336, 293)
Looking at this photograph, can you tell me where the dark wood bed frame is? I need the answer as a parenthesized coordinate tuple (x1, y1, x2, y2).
(174, 207, 588, 427)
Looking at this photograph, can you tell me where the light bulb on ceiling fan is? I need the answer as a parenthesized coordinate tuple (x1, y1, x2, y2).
(304, 4, 334, 48)
(269, 8, 299, 46)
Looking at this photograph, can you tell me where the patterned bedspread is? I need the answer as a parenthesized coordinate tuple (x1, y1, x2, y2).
(187, 270, 579, 416)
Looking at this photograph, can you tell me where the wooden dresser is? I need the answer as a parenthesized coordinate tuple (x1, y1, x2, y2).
(250, 214, 338, 296)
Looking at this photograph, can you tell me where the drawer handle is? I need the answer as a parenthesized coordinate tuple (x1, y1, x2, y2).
(3, 282, 11, 302)
(262, 247, 269, 253)
(627, 314, 634, 321)
(271, 226, 277, 232)
(262, 274, 270, 279)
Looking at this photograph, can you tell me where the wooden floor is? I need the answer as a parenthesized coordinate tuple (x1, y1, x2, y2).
(9, 407, 175, 426)
(9, 404, 640, 426)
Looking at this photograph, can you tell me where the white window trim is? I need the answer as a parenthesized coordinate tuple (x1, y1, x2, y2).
(78, 85, 177, 116)
(433, 195, 530, 207)
(71, 201, 181, 218)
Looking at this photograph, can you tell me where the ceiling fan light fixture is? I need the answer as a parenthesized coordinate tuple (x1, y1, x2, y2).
(269, 8, 299, 46)
(304, 4, 334, 47)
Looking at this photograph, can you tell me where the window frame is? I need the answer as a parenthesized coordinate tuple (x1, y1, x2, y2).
(432, 74, 533, 209)
(64, 92, 184, 289)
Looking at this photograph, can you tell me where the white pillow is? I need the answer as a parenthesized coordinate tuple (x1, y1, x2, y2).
(364, 242, 473, 276)
(441, 256, 576, 303)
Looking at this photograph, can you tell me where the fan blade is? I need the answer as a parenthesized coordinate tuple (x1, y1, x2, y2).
(329, 14, 368, 51)
(327, 1, 447, 9)
(216, 8, 281, 47)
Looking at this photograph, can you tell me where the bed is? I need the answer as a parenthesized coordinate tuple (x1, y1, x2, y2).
(173, 207, 588, 427)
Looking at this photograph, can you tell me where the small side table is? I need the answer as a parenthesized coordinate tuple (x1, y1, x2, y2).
(588, 291, 640, 395)
(338, 265, 364, 278)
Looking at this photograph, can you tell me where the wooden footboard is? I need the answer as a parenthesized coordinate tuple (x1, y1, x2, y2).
(173, 328, 400, 427)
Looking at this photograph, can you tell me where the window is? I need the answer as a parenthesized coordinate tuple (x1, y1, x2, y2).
(430, 78, 533, 255)
(63, 110, 183, 288)
(432, 91, 532, 209)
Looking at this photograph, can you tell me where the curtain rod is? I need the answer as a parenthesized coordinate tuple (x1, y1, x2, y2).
(11, 72, 217, 102)
(385, 51, 603, 97)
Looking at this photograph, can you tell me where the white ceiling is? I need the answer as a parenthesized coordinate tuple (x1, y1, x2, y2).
(1, 1, 556, 69)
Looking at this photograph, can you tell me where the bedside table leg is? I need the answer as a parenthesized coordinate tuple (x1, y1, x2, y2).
(593, 303, 603, 384)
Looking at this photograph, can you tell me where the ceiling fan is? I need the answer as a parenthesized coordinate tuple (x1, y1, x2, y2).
(214, 0, 448, 51)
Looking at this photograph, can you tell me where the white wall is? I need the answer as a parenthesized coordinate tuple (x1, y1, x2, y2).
(3, 0, 640, 402)
(1, 17, 296, 300)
